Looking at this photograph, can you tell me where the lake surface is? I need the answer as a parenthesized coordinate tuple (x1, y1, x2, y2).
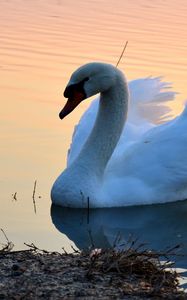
(1, 0, 187, 272)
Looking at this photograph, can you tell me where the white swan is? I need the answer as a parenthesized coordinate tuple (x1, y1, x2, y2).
(51, 62, 187, 208)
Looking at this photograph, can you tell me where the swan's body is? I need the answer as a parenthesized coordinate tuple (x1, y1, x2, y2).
(51, 62, 187, 207)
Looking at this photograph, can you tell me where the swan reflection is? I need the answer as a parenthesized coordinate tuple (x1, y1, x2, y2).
(51, 200, 187, 269)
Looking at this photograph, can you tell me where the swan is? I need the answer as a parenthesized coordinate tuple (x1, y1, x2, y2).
(51, 62, 187, 208)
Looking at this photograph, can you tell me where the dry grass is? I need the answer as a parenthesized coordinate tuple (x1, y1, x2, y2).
(0, 239, 186, 299)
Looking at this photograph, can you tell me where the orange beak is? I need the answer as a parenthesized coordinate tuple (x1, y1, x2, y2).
(59, 90, 85, 119)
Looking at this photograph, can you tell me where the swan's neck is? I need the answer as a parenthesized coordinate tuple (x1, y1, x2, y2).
(75, 73, 129, 177)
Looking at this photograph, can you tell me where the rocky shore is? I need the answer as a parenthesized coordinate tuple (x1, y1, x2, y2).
(0, 242, 186, 299)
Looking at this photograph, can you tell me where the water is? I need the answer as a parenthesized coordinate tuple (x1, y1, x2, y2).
(51, 201, 187, 289)
(1, 0, 187, 269)
(52, 201, 187, 265)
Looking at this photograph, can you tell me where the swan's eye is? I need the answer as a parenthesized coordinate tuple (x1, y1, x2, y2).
(64, 77, 88, 99)
(60, 77, 89, 119)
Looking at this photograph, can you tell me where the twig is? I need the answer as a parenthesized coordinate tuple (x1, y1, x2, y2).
(24, 242, 66, 256)
(87, 197, 90, 224)
(88, 229, 95, 249)
(113, 231, 122, 248)
(116, 41, 128, 68)
(24, 242, 49, 254)
(1, 229, 9, 243)
(12, 192, 17, 201)
(62, 247, 68, 255)
(0, 249, 32, 256)
(32, 180, 37, 214)
(71, 245, 81, 254)
(0, 229, 14, 253)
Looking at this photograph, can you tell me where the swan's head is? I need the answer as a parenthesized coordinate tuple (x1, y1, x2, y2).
(59, 62, 118, 119)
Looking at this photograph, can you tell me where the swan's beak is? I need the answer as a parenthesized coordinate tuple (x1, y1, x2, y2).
(59, 91, 85, 119)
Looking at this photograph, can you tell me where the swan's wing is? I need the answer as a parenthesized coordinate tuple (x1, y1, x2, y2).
(128, 77, 177, 124)
(67, 78, 176, 166)
(110, 78, 177, 160)
(106, 105, 187, 205)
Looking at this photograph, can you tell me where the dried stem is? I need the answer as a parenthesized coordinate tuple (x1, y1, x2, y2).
(12, 192, 17, 201)
(32, 180, 37, 214)
(116, 41, 128, 68)
(71, 245, 81, 254)
(0, 229, 14, 253)
(87, 197, 90, 224)
(1, 229, 9, 243)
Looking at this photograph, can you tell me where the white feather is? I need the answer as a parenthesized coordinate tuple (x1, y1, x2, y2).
(51, 63, 187, 208)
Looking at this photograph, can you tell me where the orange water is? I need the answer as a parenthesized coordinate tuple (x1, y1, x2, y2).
(1, 0, 187, 251)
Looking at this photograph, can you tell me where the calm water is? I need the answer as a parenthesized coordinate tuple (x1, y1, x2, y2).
(1, 0, 187, 269)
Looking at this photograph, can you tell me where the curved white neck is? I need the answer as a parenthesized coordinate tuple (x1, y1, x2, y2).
(73, 72, 129, 177)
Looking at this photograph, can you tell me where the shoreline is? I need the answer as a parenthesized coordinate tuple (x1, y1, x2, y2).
(0, 244, 186, 299)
